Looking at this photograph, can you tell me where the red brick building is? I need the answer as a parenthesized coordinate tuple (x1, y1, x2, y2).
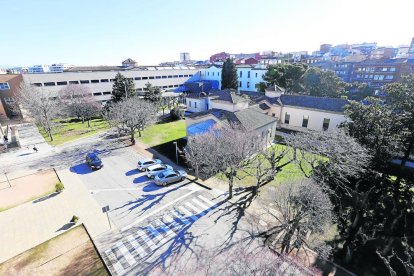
(209, 52, 230, 63)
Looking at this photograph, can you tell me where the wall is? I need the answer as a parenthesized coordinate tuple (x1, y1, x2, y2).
(0, 75, 23, 118)
(186, 98, 209, 113)
(200, 66, 222, 88)
(23, 68, 200, 103)
(211, 100, 248, 112)
(280, 106, 346, 132)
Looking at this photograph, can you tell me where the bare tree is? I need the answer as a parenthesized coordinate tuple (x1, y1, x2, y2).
(104, 97, 156, 144)
(285, 130, 370, 193)
(262, 179, 334, 259)
(59, 84, 101, 127)
(185, 127, 258, 199)
(18, 83, 59, 141)
(246, 142, 295, 194)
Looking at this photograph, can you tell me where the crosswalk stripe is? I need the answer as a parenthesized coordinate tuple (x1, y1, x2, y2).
(147, 225, 165, 244)
(179, 205, 198, 221)
(105, 249, 125, 275)
(174, 210, 192, 225)
(197, 194, 216, 207)
(118, 243, 136, 266)
(185, 201, 203, 214)
(152, 219, 172, 243)
(142, 232, 158, 250)
(192, 198, 210, 210)
(163, 214, 184, 233)
(126, 234, 146, 258)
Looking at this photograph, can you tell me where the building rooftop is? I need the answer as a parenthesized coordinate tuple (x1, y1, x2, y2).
(212, 89, 249, 104)
(279, 94, 348, 112)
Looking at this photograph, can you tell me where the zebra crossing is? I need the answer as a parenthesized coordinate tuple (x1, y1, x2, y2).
(103, 194, 218, 275)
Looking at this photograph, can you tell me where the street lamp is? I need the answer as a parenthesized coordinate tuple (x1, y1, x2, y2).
(173, 142, 178, 164)
(124, 79, 128, 100)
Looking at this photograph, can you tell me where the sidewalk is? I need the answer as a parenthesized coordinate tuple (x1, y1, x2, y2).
(0, 168, 110, 263)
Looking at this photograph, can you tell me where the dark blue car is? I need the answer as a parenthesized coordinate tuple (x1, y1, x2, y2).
(86, 152, 103, 170)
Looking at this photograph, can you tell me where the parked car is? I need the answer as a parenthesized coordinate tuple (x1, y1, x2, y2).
(146, 164, 173, 179)
(137, 158, 162, 171)
(86, 152, 103, 170)
(154, 170, 187, 186)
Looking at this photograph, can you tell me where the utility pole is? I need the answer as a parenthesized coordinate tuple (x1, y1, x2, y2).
(124, 79, 128, 100)
(3, 170, 11, 188)
(173, 141, 178, 165)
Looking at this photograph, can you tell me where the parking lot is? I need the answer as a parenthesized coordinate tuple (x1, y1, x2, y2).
(70, 147, 203, 229)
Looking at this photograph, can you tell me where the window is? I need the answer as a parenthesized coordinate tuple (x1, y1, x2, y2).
(390, 67, 396, 72)
(207, 72, 210, 76)
(43, 82, 56, 86)
(156, 76, 161, 79)
(217, 73, 219, 77)
(323, 118, 330, 131)
(302, 115, 309, 128)
(0, 82, 10, 90)
(168, 75, 173, 78)
(189, 101, 192, 107)
(4, 97, 15, 104)
(69, 81, 79, 84)
(239, 81, 242, 87)
(247, 82, 250, 88)
(272, 113, 276, 117)
(162, 76, 167, 79)
(80, 80, 89, 84)
(93, 92, 102, 96)
(212, 72, 214, 76)
(101, 79, 109, 82)
(33, 83, 42, 87)
(142, 77, 148, 80)
(240, 71, 242, 78)
(149, 76, 154, 79)
(179, 75, 183, 77)
(173, 75, 178, 78)
(57, 81, 67, 86)
(195, 102, 197, 108)
(284, 113, 290, 124)
(91, 80, 99, 83)
(386, 75, 394, 80)
(102, 91, 111, 95)
(247, 71, 250, 78)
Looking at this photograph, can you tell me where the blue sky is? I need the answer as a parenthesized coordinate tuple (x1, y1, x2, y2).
(1, 0, 413, 66)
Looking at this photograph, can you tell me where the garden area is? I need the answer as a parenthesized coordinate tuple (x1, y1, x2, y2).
(0, 169, 61, 212)
(138, 119, 186, 147)
(0, 224, 108, 275)
(39, 118, 109, 146)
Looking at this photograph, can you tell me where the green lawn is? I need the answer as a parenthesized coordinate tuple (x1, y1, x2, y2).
(39, 118, 109, 146)
(139, 119, 186, 146)
(216, 144, 317, 188)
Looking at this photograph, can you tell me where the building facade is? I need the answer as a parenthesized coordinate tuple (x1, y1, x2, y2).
(0, 74, 23, 120)
(23, 66, 200, 104)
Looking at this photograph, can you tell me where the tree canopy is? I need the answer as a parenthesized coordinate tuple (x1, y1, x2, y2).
(262, 63, 307, 94)
(111, 72, 136, 102)
(221, 58, 238, 90)
(302, 67, 346, 98)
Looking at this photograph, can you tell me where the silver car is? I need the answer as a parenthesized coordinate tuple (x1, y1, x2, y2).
(137, 158, 162, 171)
(146, 164, 173, 179)
(154, 170, 187, 186)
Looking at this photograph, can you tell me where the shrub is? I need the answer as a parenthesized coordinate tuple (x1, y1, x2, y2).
(55, 182, 64, 193)
(170, 107, 184, 121)
(71, 215, 79, 224)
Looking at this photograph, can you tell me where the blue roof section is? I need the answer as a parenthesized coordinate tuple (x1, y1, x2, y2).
(187, 119, 217, 136)
(280, 95, 348, 112)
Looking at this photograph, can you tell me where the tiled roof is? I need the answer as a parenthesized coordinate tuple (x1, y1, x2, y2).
(212, 89, 249, 104)
(280, 94, 348, 112)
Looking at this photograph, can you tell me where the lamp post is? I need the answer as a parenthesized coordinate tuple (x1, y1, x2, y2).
(124, 79, 128, 100)
(173, 141, 178, 164)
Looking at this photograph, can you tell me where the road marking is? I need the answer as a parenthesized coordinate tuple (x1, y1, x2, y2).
(89, 187, 143, 193)
(105, 248, 125, 275)
(178, 206, 198, 221)
(174, 210, 192, 225)
(192, 198, 210, 210)
(118, 243, 136, 266)
(197, 194, 216, 206)
(185, 202, 203, 215)
(142, 231, 158, 250)
(147, 225, 165, 244)
(121, 189, 198, 232)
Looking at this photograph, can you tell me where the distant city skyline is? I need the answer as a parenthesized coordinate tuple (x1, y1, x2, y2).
(1, 0, 414, 67)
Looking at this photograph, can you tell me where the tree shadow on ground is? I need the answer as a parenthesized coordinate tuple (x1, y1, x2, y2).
(210, 186, 259, 249)
(32, 192, 59, 203)
(114, 182, 189, 216)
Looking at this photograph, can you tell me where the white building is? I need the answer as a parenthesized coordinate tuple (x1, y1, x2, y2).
(201, 64, 267, 92)
(28, 65, 51, 74)
(23, 65, 200, 104)
(180, 52, 191, 62)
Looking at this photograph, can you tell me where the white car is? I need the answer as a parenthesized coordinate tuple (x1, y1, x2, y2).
(146, 164, 173, 179)
(154, 170, 187, 186)
(137, 158, 162, 171)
